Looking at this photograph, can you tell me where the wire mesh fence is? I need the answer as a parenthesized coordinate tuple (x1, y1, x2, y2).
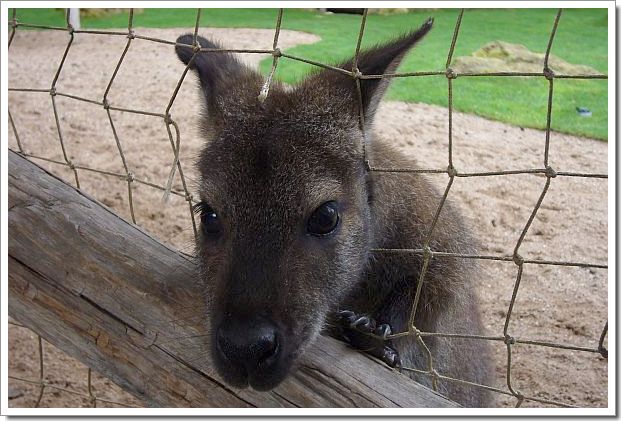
(7, 7, 608, 408)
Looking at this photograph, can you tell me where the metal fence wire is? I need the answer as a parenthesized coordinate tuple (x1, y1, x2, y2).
(7, 8, 608, 409)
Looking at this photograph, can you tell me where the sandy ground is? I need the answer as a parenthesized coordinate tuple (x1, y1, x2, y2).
(7, 27, 608, 409)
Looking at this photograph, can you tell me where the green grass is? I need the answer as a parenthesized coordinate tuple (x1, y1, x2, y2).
(10, 8, 608, 140)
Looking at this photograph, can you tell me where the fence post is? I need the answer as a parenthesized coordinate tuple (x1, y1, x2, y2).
(68, 8, 80, 29)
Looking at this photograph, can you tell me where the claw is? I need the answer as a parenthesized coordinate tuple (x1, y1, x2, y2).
(337, 310, 355, 319)
(376, 323, 392, 339)
(336, 310, 357, 326)
(331, 309, 401, 370)
(350, 315, 370, 329)
(380, 346, 401, 368)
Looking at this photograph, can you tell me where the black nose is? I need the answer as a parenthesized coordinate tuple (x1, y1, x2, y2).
(216, 316, 280, 371)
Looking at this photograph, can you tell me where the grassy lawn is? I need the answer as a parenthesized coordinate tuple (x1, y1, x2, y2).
(10, 8, 608, 140)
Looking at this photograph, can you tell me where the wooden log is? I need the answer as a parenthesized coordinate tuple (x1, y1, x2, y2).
(8, 150, 459, 408)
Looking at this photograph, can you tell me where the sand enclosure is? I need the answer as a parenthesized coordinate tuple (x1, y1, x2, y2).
(7, 27, 608, 408)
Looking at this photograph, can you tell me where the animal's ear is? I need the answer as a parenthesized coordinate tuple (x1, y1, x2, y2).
(304, 18, 433, 129)
(175, 34, 262, 120)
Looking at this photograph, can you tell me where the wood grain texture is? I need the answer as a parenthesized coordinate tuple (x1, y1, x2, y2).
(8, 150, 459, 408)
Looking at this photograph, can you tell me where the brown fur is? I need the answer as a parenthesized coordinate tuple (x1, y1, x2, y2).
(176, 19, 491, 407)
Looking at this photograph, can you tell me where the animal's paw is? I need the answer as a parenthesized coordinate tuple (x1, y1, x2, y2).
(334, 310, 401, 368)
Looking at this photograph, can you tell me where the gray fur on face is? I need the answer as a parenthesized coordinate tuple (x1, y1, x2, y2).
(176, 18, 492, 406)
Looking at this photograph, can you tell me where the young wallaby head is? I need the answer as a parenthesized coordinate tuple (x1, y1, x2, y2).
(175, 19, 433, 391)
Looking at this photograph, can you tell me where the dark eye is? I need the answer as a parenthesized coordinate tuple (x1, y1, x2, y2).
(307, 201, 339, 236)
(194, 202, 222, 235)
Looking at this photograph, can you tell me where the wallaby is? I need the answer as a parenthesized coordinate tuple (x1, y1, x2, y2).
(175, 18, 492, 407)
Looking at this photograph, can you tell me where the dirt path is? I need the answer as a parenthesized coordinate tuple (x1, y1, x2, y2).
(7, 27, 608, 408)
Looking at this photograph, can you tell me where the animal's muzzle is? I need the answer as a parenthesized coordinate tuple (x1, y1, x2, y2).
(215, 315, 284, 390)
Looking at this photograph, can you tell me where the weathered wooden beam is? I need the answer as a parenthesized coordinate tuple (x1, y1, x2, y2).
(8, 150, 459, 408)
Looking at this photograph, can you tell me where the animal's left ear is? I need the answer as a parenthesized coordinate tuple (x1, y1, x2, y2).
(303, 18, 433, 129)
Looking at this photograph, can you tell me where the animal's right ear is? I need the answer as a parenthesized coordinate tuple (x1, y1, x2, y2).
(175, 34, 261, 119)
